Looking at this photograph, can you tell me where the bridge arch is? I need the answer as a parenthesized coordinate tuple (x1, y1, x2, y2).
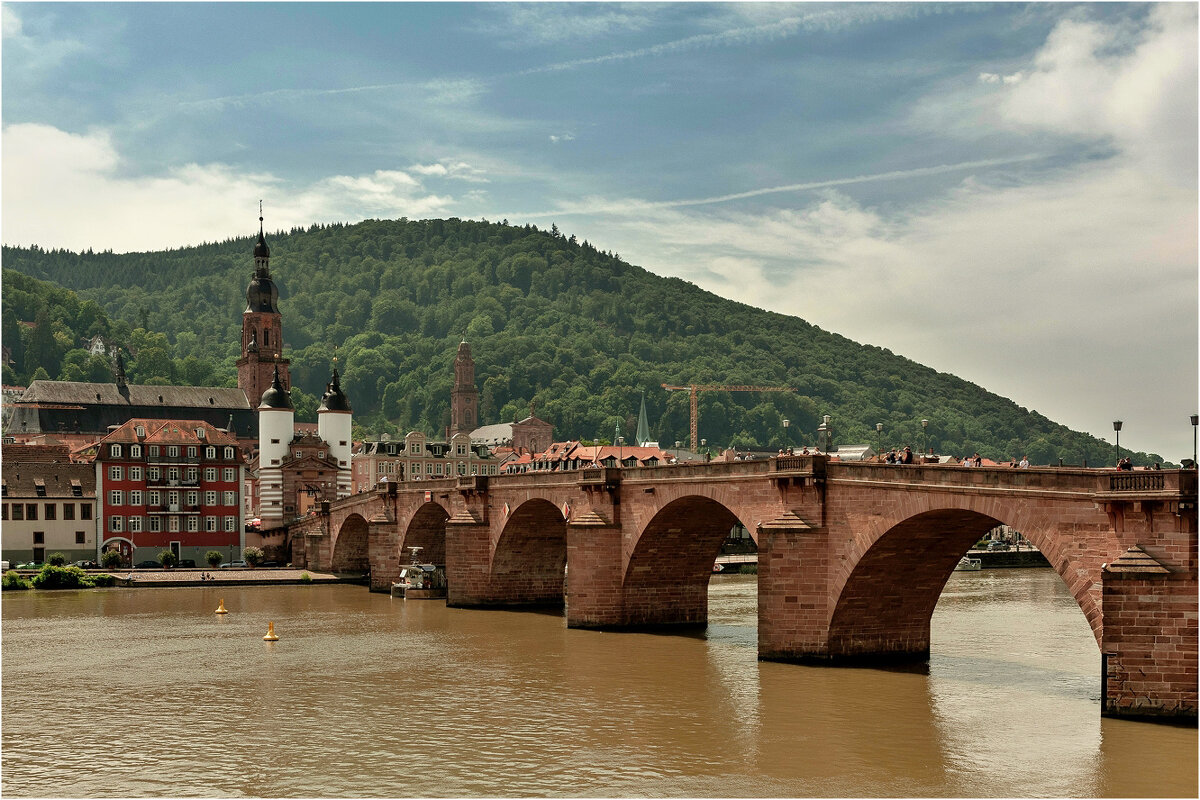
(331, 513, 370, 573)
(827, 497, 1110, 662)
(623, 495, 746, 626)
(491, 499, 567, 606)
(403, 503, 450, 566)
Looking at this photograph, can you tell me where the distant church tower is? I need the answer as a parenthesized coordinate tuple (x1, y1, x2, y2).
(449, 340, 479, 437)
(237, 206, 290, 405)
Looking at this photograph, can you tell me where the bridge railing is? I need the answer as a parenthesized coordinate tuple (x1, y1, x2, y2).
(1108, 472, 1165, 493)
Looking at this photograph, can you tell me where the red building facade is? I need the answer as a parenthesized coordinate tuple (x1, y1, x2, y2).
(92, 419, 245, 565)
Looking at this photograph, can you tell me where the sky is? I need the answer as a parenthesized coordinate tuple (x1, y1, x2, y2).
(2, 2, 1197, 462)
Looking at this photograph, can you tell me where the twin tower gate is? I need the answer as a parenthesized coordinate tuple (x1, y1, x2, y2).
(289, 456, 1198, 723)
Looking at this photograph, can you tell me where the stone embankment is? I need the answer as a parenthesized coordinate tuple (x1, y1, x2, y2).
(15, 568, 364, 588)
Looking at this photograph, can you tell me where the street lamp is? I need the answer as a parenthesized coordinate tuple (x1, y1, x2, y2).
(1191, 414, 1197, 466)
(618, 436, 624, 466)
(921, 419, 929, 457)
(1113, 420, 1122, 466)
(782, 419, 790, 450)
(876, 422, 883, 456)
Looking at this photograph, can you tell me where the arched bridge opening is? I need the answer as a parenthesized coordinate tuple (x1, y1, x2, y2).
(331, 514, 370, 574)
(404, 503, 450, 566)
(490, 499, 568, 608)
(623, 496, 745, 627)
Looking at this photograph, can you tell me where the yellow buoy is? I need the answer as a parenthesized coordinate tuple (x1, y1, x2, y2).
(215, 599, 229, 614)
(263, 621, 279, 641)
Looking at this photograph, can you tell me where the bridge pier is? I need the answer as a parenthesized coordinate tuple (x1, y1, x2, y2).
(757, 513, 840, 662)
(1102, 555, 1198, 722)
(565, 515, 625, 628)
(444, 511, 495, 608)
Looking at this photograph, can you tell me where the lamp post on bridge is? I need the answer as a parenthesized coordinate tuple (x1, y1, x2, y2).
(782, 419, 790, 451)
(618, 436, 624, 467)
(876, 422, 883, 457)
(1191, 414, 1197, 467)
(1113, 420, 1122, 466)
(921, 419, 929, 458)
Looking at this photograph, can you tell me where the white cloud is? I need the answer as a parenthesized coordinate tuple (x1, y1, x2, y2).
(408, 160, 490, 182)
(549, 133, 576, 144)
(3, 5, 23, 38)
(1, 123, 455, 251)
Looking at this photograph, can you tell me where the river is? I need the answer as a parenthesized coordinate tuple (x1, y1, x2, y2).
(2, 569, 1195, 797)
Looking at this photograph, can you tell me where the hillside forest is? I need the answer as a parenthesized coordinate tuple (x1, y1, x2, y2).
(0, 217, 1166, 466)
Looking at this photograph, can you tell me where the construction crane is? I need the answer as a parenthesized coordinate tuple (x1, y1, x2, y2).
(661, 384, 797, 452)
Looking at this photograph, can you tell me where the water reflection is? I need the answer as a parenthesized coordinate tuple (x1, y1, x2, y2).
(1, 571, 1195, 797)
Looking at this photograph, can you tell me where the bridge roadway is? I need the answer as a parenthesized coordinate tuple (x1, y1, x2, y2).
(284, 455, 1197, 722)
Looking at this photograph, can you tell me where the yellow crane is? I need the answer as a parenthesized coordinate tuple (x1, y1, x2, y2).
(661, 384, 797, 452)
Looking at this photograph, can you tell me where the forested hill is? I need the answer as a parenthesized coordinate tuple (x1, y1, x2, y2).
(1, 218, 1163, 465)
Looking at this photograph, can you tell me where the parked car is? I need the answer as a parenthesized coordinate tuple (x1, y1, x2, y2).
(135, 560, 162, 569)
(260, 561, 280, 568)
(15, 562, 42, 570)
(1, 561, 10, 571)
(73, 560, 99, 569)
(219, 561, 247, 569)
(177, 559, 197, 568)
(987, 540, 1010, 551)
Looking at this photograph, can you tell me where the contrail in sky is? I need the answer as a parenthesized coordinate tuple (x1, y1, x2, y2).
(511, 155, 1048, 217)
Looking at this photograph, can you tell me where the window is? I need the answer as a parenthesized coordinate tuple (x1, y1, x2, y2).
(205, 491, 217, 506)
(168, 491, 179, 506)
(71, 481, 83, 497)
(167, 467, 180, 483)
(130, 466, 143, 481)
(2, 504, 8, 520)
(63, 502, 75, 520)
(33, 531, 44, 544)
(109, 466, 123, 481)
(293, 450, 302, 459)
(135, 426, 145, 437)
(110, 444, 122, 458)
(109, 490, 124, 506)
(187, 446, 197, 458)
(186, 468, 198, 483)
(223, 491, 236, 506)
(457, 444, 467, 456)
(187, 516, 199, 533)
(205, 446, 216, 459)
(128, 516, 143, 533)
(186, 491, 199, 506)
(148, 467, 161, 482)
(223, 468, 236, 482)
(81, 504, 92, 521)
(148, 490, 161, 506)
(426, 463, 433, 474)
(168, 516, 179, 532)
(35, 481, 46, 497)
(149, 445, 160, 457)
(25, 503, 37, 520)
(224, 447, 235, 460)
(75, 531, 86, 544)
(109, 516, 124, 532)
(167, 446, 179, 458)
(11, 504, 22, 521)
(196, 428, 206, 439)
(435, 463, 444, 475)
(130, 444, 142, 458)
(148, 516, 162, 533)
(129, 490, 143, 506)
(204, 516, 217, 532)
(378, 462, 386, 474)
(204, 467, 218, 482)
(224, 516, 236, 532)
(44, 503, 56, 520)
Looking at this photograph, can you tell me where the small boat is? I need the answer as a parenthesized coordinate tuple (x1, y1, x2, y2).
(955, 556, 982, 572)
(712, 562, 725, 573)
(391, 563, 447, 598)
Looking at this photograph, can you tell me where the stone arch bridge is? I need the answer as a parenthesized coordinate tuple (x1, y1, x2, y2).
(287, 456, 1197, 722)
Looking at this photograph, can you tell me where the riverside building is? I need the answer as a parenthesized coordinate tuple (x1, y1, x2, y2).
(0, 444, 97, 565)
(89, 418, 244, 566)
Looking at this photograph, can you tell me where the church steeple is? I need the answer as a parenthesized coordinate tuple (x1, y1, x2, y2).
(237, 203, 289, 409)
(449, 339, 478, 437)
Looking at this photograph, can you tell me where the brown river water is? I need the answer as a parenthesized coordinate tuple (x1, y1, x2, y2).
(2, 569, 1195, 798)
